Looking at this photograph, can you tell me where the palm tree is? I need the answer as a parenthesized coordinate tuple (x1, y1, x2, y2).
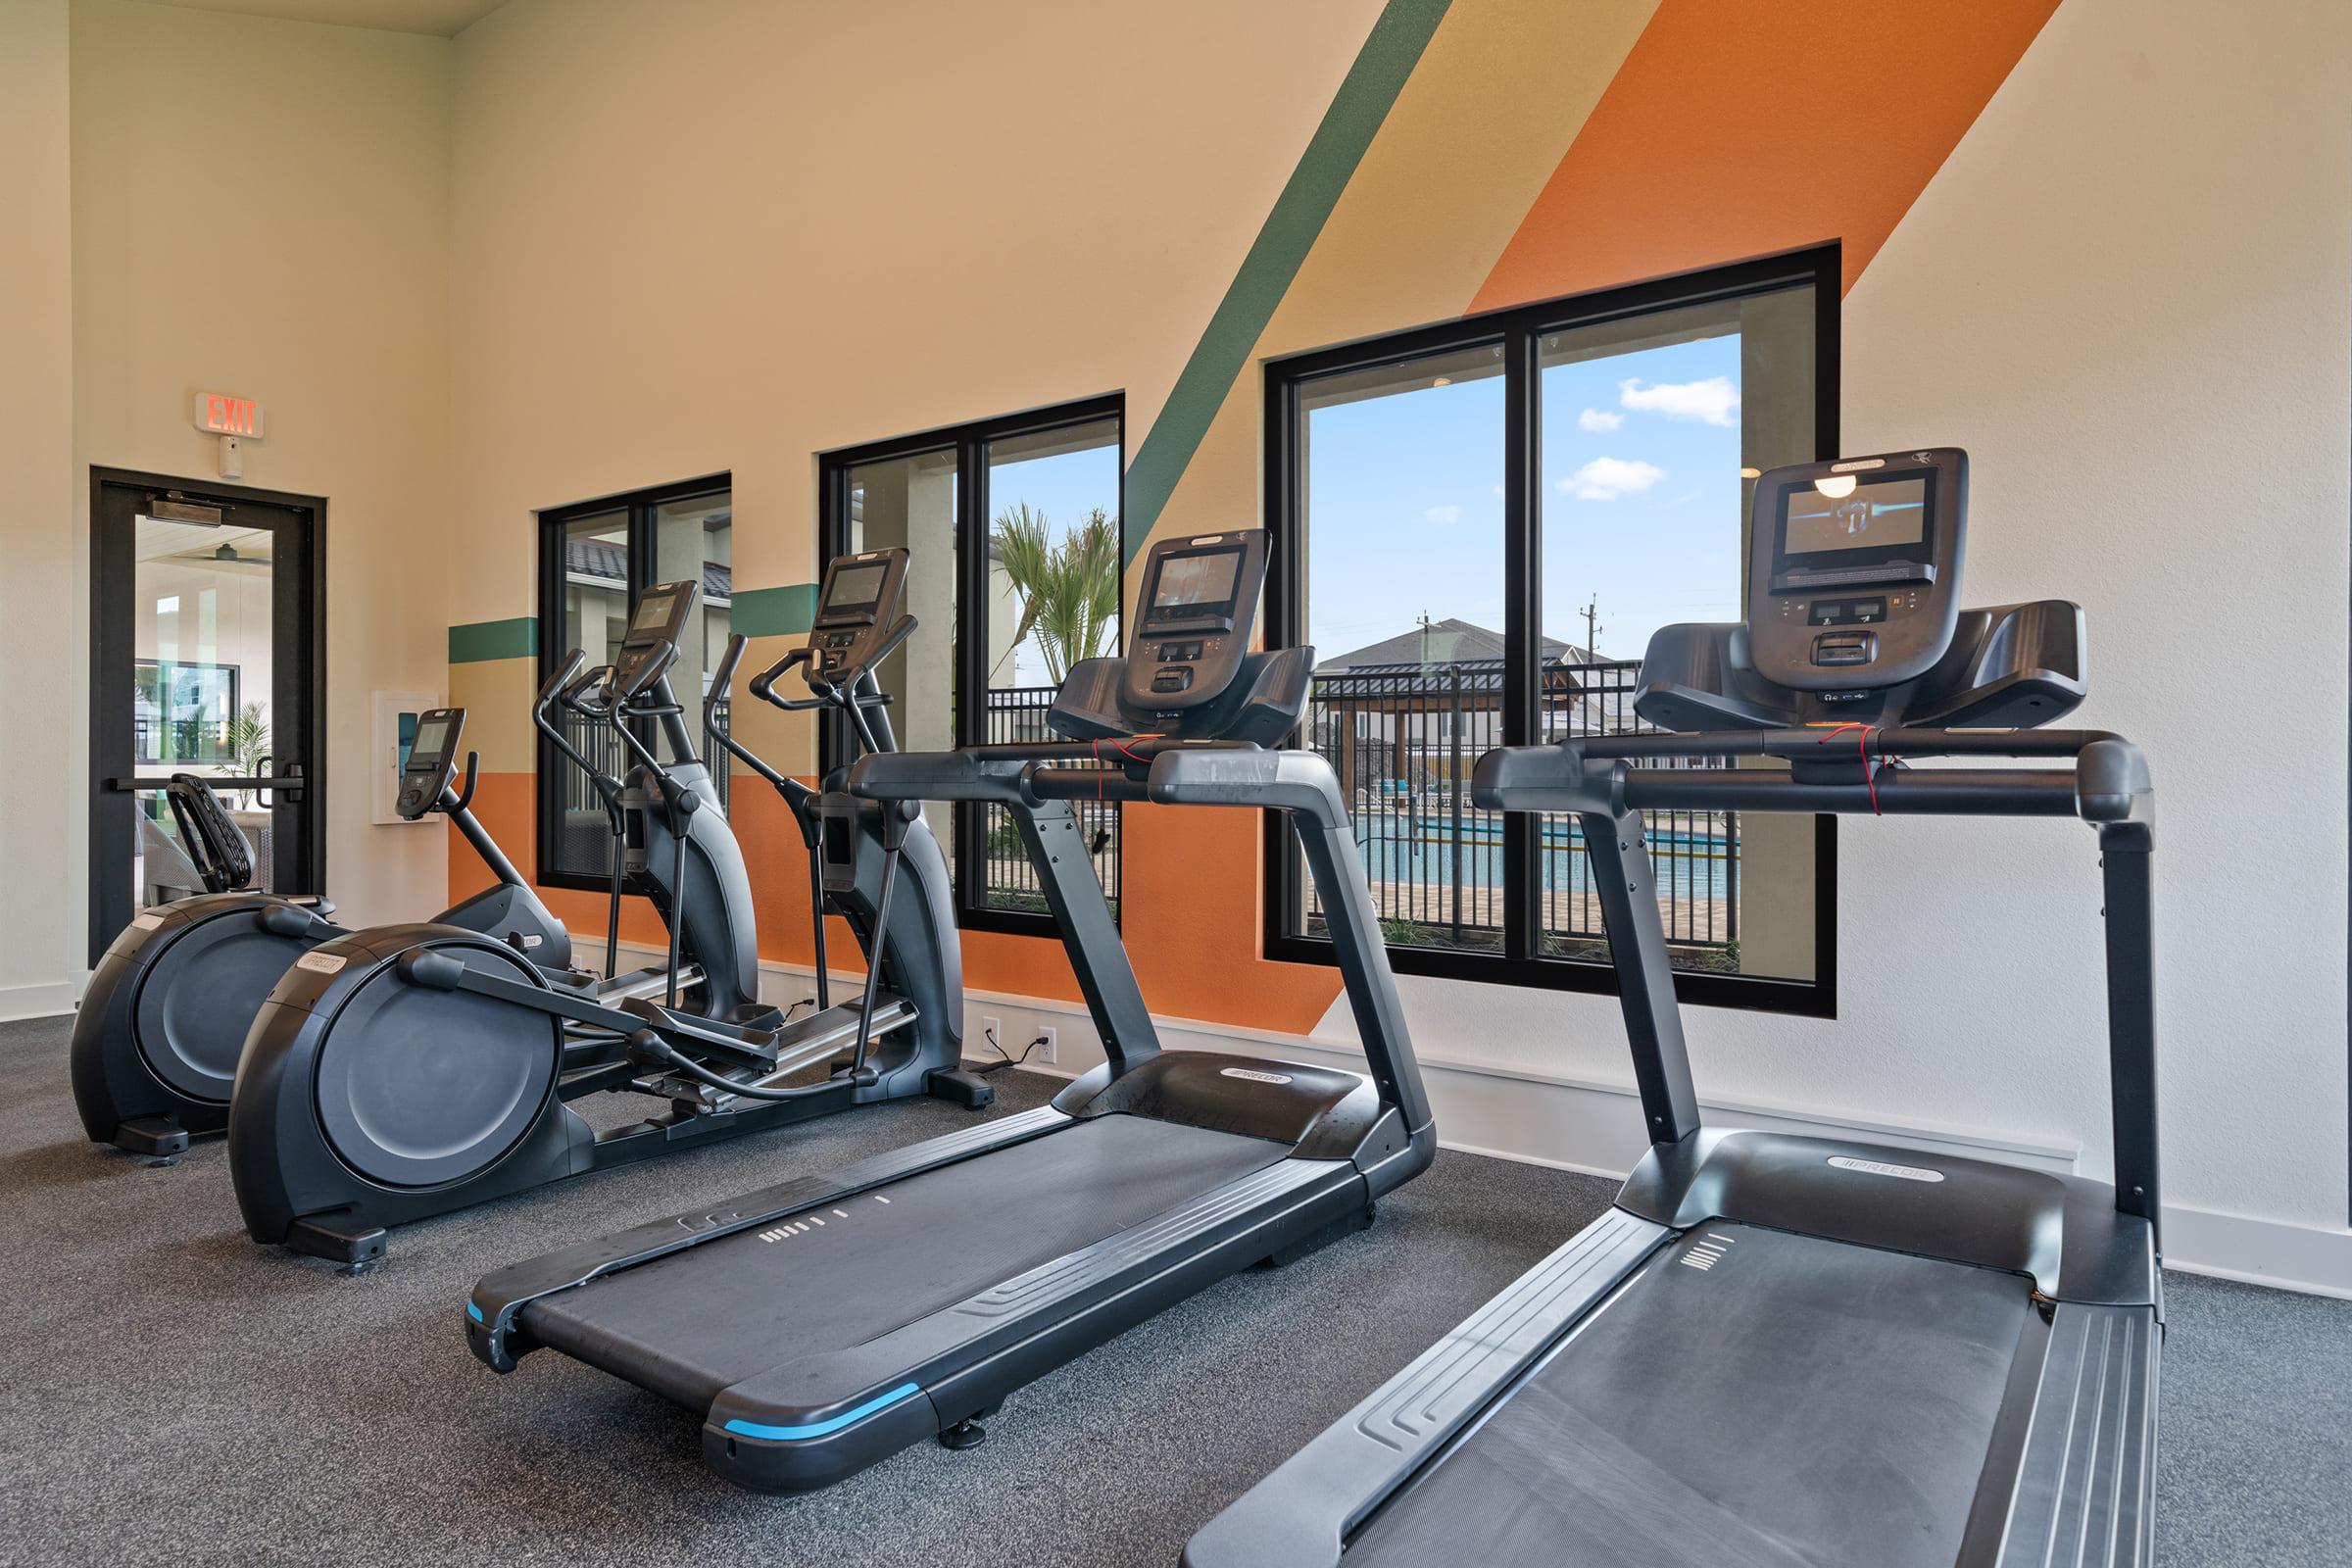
(219, 703, 270, 808)
(992, 503, 1121, 686)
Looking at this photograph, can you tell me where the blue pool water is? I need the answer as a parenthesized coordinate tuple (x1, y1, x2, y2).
(1354, 818, 1733, 900)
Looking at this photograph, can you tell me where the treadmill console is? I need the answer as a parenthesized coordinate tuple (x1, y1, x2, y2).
(612, 579, 699, 699)
(395, 708, 465, 820)
(1122, 530, 1268, 714)
(1750, 448, 1966, 690)
(806, 548, 909, 684)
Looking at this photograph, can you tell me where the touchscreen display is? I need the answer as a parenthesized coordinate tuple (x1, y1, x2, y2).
(409, 714, 453, 762)
(825, 562, 889, 612)
(631, 589, 678, 632)
(1782, 473, 1929, 557)
(1152, 550, 1241, 611)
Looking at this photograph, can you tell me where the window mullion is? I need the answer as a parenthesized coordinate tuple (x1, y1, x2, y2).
(954, 433, 989, 913)
(1501, 330, 1540, 961)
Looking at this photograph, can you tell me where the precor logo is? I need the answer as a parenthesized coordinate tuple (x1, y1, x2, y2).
(1220, 1067, 1294, 1085)
(1827, 1155, 1944, 1184)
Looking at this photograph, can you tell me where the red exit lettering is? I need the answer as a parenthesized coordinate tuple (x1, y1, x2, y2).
(194, 392, 263, 437)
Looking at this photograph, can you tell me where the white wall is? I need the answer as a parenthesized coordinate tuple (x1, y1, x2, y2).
(70, 0, 457, 935)
(0, 0, 81, 1020)
(1288, 0, 2352, 1290)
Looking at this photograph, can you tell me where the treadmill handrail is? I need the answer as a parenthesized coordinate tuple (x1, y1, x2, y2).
(852, 740, 1436, 1146)
(1471, 731, 2161, 1234)
(1472, 730, 2152, 826)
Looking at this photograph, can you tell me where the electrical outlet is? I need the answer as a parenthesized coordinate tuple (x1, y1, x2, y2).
(981, 1016, 1003, 1059)
(1034, 1026, 1057, 1066)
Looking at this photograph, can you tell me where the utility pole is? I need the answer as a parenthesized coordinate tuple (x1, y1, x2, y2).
(1581, 597, 1602, 660)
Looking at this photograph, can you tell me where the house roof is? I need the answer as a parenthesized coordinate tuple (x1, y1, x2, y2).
(1317, 617, 1590, 673)
(564, 536, 731, 604)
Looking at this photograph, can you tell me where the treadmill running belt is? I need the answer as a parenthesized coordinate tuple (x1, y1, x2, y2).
(521, 1114, 1288, 1409)
(1348, 1224, 2031, 1568)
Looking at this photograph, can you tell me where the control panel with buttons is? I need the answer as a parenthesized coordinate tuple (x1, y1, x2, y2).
(1121, 531, 1268, 715)
(1746, 449, 1966, 689)
(1774, 585, 1932, 667)
(395, 709, 466, 821)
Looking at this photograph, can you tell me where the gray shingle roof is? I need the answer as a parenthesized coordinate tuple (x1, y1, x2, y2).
(1316, 617, 1587, 673)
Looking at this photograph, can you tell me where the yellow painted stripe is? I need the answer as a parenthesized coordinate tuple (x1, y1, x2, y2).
(446, 658, 537, 775)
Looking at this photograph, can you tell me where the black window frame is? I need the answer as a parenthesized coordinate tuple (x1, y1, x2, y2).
(817, 393, 1125, 939)
(534, 470, 731, 893)
(1261, 248, 1840, 1017)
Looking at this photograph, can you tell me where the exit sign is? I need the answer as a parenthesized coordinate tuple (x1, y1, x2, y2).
(193, 392, 265, 438)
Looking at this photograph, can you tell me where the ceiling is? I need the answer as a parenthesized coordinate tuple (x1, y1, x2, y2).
(142, 0, 509, 38)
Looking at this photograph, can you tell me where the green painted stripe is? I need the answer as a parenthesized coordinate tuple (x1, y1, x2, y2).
(1122, 0, 1450, 557)
(448, 617, 535, 663)
(733, 583, 818, 638)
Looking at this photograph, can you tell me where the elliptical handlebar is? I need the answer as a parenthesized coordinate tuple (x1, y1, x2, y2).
(704, 633, 793, 794)
(562, 664, 615, 718)
(751, 613, 914, 711)
(533, 650, 624, 815)
(441, 751, 482, 816)
(533, 649, 587, 719)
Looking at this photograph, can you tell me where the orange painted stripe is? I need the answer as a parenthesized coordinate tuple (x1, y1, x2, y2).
(1471, 0, 2059, 310)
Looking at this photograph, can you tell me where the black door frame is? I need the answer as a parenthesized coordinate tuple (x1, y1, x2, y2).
(87, 467, 327, 964)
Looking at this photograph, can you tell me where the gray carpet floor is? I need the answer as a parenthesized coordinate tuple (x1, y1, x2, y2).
(2, 1012, 2344, 1567)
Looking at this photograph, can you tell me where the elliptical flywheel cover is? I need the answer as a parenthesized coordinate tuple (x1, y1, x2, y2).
(133, 908, 314, 1106)
(311, 938, 564, 1189)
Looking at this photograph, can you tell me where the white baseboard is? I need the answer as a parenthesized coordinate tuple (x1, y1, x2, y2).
(2158, 1205, 2352, 1300)
(0, 977, 79, 1023)
(604, 935, 2352, 1301)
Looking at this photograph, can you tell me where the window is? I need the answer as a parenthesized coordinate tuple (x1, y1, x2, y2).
(819, 397, 1122, 932)
(536, 474, 731, 890)
(1264, 250, 1837, 1013)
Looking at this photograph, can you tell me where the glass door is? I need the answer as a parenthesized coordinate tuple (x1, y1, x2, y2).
(89, 471, 323, 964)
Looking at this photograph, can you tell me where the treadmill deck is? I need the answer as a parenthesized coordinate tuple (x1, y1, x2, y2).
(1348, 1223, 2034, 1568)
(520, 1113, 1291, 1409)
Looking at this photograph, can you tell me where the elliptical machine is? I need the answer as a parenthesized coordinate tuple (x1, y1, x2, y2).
(74, 729, 569, 1164)
(69, 616, 749, 1163)
(228, 551, 988, 1268)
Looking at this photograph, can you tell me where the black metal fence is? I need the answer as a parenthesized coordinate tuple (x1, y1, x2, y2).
(1298, 657, 1738, 958)
(980, 685, 1120, 917)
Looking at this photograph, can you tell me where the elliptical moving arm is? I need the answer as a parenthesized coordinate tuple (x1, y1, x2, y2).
(703, 633, 794, 796)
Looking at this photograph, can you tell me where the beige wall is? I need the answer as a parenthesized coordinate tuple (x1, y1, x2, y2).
(70, 0, 456, 931)
(446, 0, 1387, 621)
(0, 0, 80, 1019)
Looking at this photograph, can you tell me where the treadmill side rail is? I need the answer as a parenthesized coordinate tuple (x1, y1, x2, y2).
(1977, 1302, 2161, 1568)
(1181, 1209, 1669, 1568)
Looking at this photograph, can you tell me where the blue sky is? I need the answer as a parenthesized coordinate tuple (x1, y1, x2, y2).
(978, 331, 1745, 679)
(983, 437, 1121, 684)
(1305, 332, 1744, 662)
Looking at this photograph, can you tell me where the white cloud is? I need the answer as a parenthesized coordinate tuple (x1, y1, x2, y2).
(1559, 457, 1667, 501)
(1424, 504, 1463, 526)
(1577, 408, 1624, 432)
(1618, 375, 1740, 426)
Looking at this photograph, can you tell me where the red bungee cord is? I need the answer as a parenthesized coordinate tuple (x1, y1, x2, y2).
(1807, 721, 1893, 814)
(1088, 734, 1161, 801)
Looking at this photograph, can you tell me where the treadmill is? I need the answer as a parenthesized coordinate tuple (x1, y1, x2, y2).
(466, 527, 1437, 1491)
(1186, 449, 2162, 1568)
